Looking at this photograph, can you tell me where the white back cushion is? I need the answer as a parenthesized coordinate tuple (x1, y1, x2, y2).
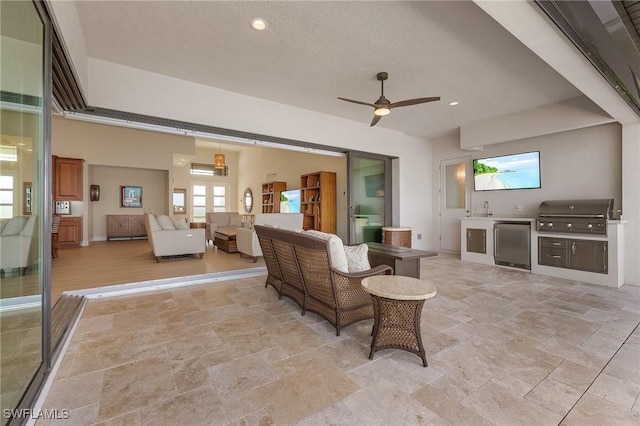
(1, 216, 28, 236)
(155, 214, 175, 230)
(305, 230, 349, 273)
(254, 213, 303, 229)
(173, 217, 190, 230)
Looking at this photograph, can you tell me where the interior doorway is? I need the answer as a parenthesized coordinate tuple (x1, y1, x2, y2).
(439, 157, 470, 252)
(347, 152, 392, 244)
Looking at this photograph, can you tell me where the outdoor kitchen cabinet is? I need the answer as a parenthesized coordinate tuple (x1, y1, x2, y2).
(538, 237, 607, 274)
(466, 228, 486, 254)
(569, 239, 608, 273)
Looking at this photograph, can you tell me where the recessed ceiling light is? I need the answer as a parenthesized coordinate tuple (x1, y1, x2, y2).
(449, 101, 459, 106)
(250, 18, 268, 31)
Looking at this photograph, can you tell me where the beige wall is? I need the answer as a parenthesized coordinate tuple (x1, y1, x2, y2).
(236, 147, 348, 238)
(89, 166, 168, 240)
(173, 145, 239, 220)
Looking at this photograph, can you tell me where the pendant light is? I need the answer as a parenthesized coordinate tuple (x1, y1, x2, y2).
(214, 143, 226, 169)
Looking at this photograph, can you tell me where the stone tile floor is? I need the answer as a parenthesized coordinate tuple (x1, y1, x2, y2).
(39, 256, 640, 425)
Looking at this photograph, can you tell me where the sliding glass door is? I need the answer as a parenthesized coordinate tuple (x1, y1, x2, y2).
(347, 152, 392, 244)
(0, 0, 51, 422)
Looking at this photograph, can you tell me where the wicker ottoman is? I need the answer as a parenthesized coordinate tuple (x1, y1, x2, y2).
(361, 275, 437, 367)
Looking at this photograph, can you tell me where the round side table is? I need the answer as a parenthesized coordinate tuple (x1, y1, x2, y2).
(361, 275, 437, 367)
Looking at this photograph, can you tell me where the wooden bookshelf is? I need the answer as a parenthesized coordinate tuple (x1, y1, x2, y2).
(300, 171, 336, 233)
(261, 181, 287, 213)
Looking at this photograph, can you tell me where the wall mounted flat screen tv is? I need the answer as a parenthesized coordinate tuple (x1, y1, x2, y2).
(280, 189, 301, 213)
(473, 151, 541, 191)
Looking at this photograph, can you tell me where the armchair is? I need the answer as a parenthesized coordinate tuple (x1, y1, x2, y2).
(205, 212, 241, 245)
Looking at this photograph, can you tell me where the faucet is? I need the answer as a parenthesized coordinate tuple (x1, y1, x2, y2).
(484, 201, 493, 217)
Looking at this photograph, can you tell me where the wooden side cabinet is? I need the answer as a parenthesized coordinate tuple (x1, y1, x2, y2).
(107, 215, 147, 240)
(261, 181, 287, 213)
(53, 156, 84, 201)
(57, 217, 83, 248)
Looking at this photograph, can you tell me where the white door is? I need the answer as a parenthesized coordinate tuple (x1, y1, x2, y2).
(440, 157, 471, 252)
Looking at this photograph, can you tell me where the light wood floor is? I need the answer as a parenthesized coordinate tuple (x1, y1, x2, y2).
(0, 240, 265, 303)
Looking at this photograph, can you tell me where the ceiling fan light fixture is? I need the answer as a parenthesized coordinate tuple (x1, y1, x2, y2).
(374, 107, 390, 116)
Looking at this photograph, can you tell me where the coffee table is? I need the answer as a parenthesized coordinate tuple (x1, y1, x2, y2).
(366, 242, 437, 278)
(361, 275, 437, 367)
(214, 229, 238, 253)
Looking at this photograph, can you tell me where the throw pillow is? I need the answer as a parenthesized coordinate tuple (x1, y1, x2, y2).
(155, 214, 175, 230)
(173, 218, 190, 230)
(344, 244, 371, 273)
(305, 230, 349, 273)
(228, 214, 242, 227)
(1, 216, 29, 236)
(146, 214, 162, 232)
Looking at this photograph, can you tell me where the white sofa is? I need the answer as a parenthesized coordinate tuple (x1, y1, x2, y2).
(0, 215, 37, 275)
(143, 213, 206, 262)
(236, 213, 304, 261)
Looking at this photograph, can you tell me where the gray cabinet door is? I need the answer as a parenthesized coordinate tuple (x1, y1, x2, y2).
(569, 240, 607, 273)
(466, 228, 486, 254)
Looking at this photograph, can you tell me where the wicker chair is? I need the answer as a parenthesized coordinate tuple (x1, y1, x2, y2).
(254, 225, 393, 335)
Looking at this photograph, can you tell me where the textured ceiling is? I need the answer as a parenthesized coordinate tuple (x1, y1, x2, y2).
(74, 1, 584, 140)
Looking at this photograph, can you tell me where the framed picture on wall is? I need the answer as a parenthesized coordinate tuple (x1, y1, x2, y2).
(120, 185, 142, 208)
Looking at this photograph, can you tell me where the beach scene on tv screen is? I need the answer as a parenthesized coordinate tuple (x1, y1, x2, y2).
(280, 190, 301, 213)
(474, 152, 540, 191)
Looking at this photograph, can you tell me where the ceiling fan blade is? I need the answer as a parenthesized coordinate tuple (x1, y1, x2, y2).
(338, 97, 376, 108)
(370, 114, 382, 127)
(390, 96, 441, 109)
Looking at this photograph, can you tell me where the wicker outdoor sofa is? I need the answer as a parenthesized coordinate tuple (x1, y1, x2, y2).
(254, 225, 393, 335)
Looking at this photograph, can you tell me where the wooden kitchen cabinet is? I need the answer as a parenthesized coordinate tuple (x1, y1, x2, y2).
(53, 156, 84, 201)
(107, 215, 147, 240)
(57, 217, 82, 248)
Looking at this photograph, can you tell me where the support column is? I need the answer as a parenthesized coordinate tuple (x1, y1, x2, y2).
(622, 123, 640, 285)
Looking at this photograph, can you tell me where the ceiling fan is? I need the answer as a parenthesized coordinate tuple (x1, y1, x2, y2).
(338, 72, 440, 127)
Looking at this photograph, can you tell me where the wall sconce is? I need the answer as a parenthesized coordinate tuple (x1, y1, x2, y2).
(90, 184, 100, 201)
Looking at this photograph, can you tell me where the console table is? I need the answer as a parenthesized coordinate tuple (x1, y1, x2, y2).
(107, 215, 147, 240)
(366, 242, 437, 278)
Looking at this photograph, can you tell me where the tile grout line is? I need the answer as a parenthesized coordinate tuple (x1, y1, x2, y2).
(556, 321, 640, 425)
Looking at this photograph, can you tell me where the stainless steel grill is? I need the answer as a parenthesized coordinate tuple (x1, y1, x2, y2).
(536, 199, 613, 235)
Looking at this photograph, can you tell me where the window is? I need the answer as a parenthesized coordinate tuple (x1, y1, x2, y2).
(213, 186, 226, 212)
(190, 163, 228, 176)
(0, 175, 14, 219)
(0, 145, 17, 162)
(191, 183, 229, 221)
(192, 184, 207, 222)
(172, 188, 186, 214)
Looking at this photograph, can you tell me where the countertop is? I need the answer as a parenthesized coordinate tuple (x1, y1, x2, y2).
(462, 216, 535, 221)
(461, 216, 627, 224)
